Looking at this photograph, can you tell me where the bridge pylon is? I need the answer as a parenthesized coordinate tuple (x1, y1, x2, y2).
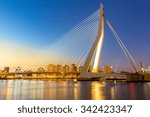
(80, 3, 105, 78)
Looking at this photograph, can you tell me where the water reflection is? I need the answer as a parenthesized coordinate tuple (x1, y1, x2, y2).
(91, 82, 105, 100)
(0, 79, 150, 100)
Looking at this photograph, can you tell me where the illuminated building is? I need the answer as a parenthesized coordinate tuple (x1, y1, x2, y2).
(63, 65, 69, 72)
(47, 64, 55, 72)
(143, 66, 150, 73)
(4, 67, 9, 73)
(78, 65, 82, 72)
(56, 65, 63, 72)
(70, 64, 77, 72)
(103, 66, 113, 73)
(0, 70, 3, 74)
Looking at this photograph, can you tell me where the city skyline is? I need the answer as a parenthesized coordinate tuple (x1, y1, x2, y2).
(0, 0, 150, 71)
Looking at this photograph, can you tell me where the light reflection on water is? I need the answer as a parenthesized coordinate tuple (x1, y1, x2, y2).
(0, 79, 150, 100)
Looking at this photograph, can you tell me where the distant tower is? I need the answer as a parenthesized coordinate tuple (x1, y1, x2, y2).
(80, 4, 104, 77)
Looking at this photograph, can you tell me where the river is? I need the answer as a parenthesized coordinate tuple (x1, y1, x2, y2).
(0, 79, 150, 100)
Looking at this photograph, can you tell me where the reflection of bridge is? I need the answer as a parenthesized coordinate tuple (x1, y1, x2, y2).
(0, 4, 137, 80)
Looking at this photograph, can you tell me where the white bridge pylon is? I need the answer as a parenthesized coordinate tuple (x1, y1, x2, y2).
(80, 3, 137, 78)
(80, 4, 105, 78)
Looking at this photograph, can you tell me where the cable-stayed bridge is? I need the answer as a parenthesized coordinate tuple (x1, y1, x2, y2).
(0, 4, 138, 79)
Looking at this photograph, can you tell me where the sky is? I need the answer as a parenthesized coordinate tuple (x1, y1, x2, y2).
(0, 0, 150, 71)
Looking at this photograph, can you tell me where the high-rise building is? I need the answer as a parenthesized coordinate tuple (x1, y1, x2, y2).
(47, 64, 55, 72)
(56, 65, 63, 72)
(4, 67, 9, 73)
(78, 65, 82, 72)
(63, 65, 69, 72)
(103, 66, 113, 73)
(70, 64, 77, 72)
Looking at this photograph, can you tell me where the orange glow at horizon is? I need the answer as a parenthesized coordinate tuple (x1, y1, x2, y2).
(0, 40, 76, 70)
(0, 41, 40, 69)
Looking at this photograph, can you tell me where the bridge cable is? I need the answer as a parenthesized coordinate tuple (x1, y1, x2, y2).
(106, 18, 138, 72)
(23, 9, 100, 72)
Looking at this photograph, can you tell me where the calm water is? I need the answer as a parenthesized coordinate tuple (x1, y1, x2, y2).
(0, 79, 150, 100)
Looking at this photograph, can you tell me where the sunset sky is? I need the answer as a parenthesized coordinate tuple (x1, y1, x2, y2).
(0, 0, 150, 71)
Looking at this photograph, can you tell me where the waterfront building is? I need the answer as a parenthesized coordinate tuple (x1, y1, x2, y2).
(0, 70, 3, 74)
(78, 65, 82, 72)
(4, 67, 9, 73)
(143, 66, 150, 73)
(63, 65, 69, 72)
(103, 66, 113, 73)
(56, 65, 63, 72)
(47, 64, 55, 72)
(70, 64, 77, 72)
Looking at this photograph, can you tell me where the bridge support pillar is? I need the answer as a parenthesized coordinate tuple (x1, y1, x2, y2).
(80, 4, 104, 78)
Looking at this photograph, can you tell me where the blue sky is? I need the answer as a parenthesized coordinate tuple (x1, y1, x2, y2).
(0, 0, 150, 70)
(0, 0, 100, 48)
